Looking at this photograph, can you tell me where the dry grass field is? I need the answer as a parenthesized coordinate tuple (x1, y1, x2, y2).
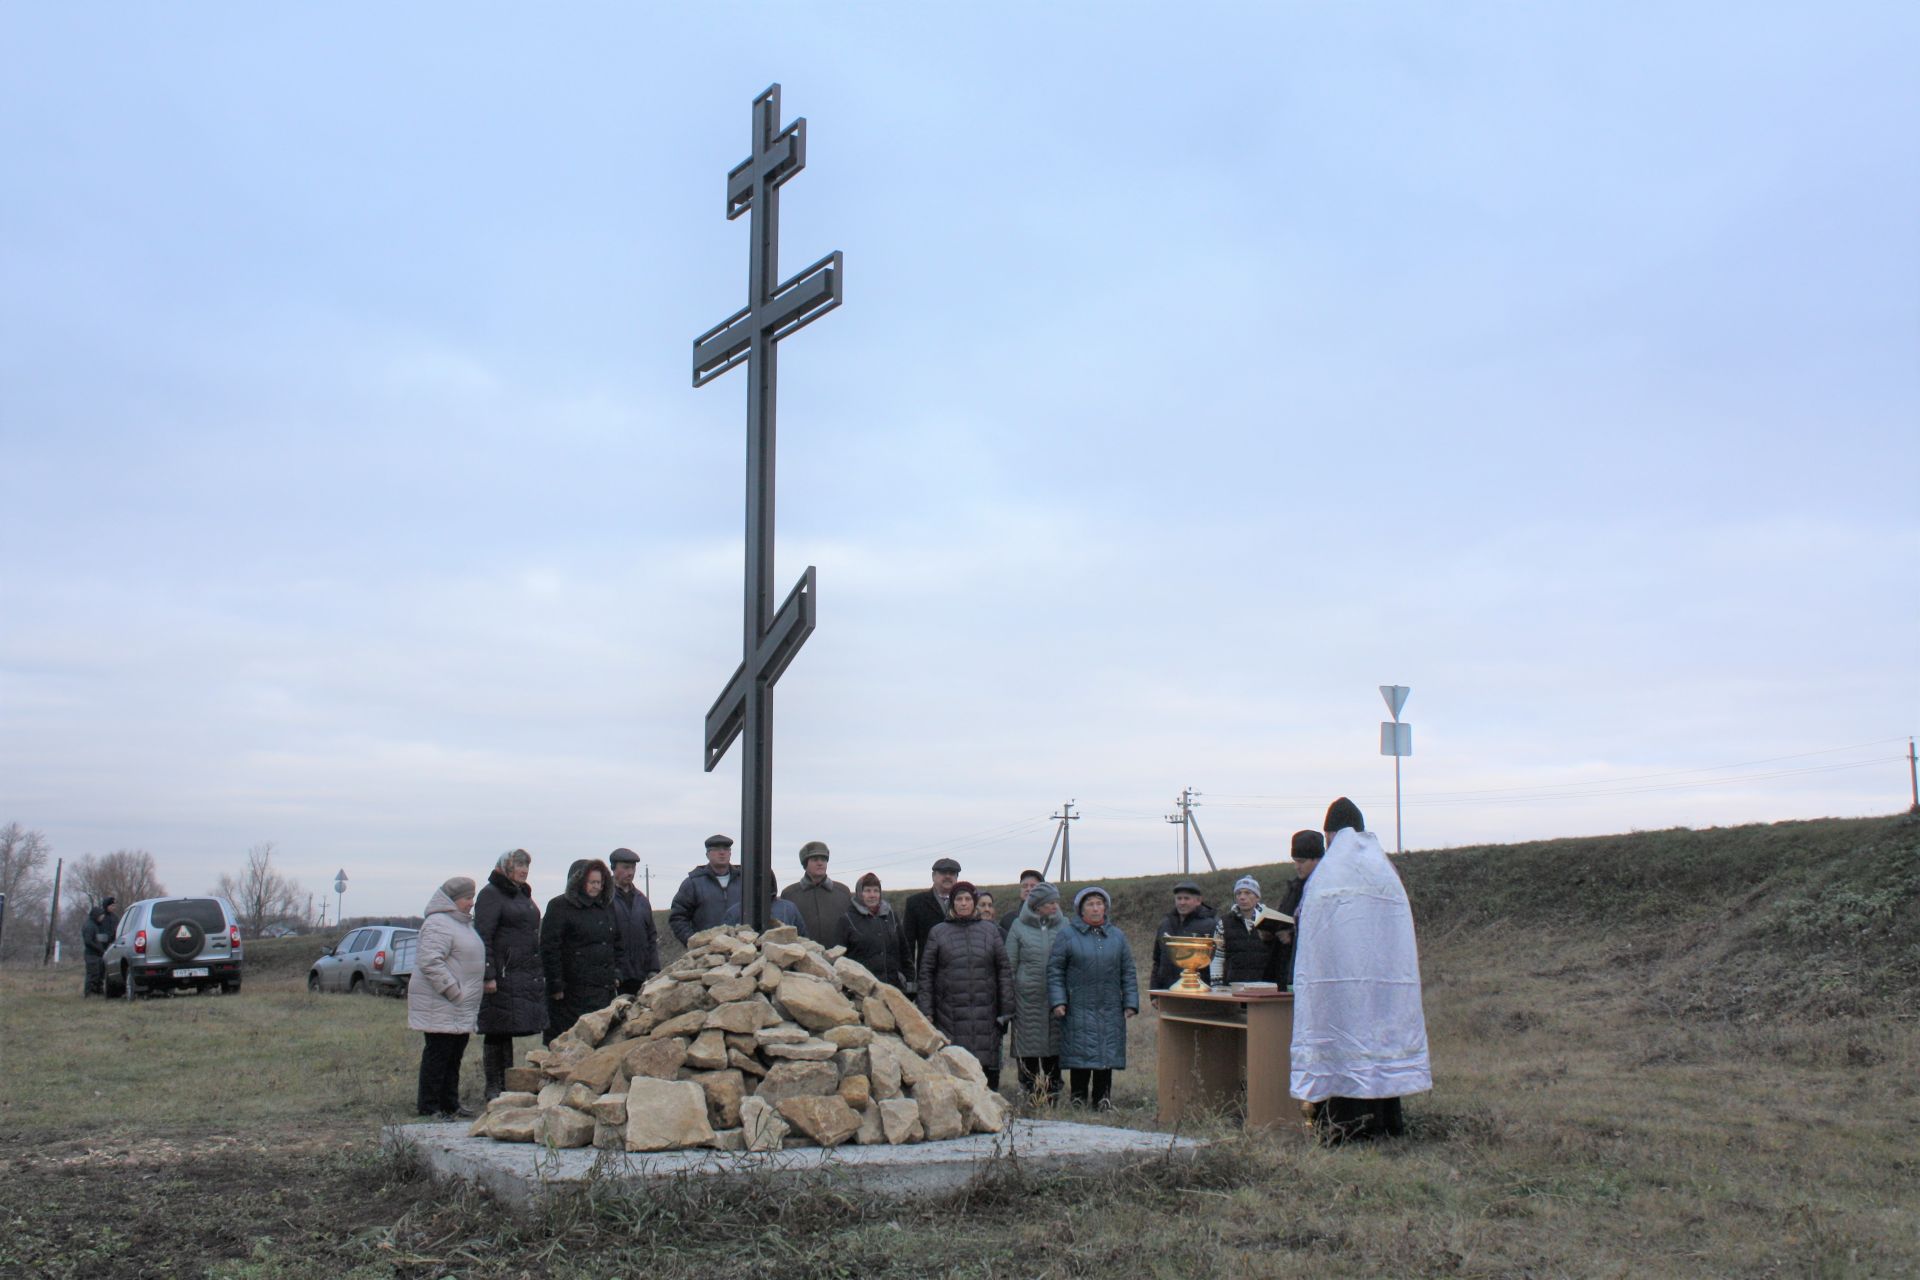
(2, 815, 1916, 1279)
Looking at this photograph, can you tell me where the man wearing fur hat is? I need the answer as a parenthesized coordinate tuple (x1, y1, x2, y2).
(1290, 797, 1430, 1141)
(779, 840, 851, 948)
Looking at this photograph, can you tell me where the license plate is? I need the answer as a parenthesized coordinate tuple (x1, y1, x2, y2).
(174, 968, 209, 978)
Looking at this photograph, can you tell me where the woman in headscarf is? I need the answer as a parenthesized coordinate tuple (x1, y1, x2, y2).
(406, 875, 485, 1118)
(1046, 885, 1138, 1110)
(841, 871, 906, 989)
(1003, 880, 1064, 1104)
(473, 849, 545, 1100)
(917, 881, 1014, 1089)
(539, 857, 620, 1044)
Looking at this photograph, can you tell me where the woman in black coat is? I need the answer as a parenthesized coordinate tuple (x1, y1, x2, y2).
(917, 881, 1014, 1089)
(842, 872, 906, 989)
(540, 858, 621, 1044)
(474, 849, 546, 1099)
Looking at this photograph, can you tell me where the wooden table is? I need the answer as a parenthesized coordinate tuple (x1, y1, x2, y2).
(1149, 988, 1294, 1131)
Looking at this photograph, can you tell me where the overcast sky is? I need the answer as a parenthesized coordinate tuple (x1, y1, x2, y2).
(3, 4, 1915, 918)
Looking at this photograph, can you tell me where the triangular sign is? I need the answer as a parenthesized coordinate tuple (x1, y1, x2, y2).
(1380, 684, 1410, 719)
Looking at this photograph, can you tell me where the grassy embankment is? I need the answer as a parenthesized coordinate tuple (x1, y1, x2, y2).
(2, 815, 1915, 1278)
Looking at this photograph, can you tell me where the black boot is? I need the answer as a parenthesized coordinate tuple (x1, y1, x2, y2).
(482, 1040, 509, 1102)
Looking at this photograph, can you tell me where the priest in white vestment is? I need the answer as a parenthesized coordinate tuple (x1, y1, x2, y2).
(1289, 797, 1431, 1138)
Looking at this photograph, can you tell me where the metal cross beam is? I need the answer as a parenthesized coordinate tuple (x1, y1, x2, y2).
(693, 84, 843, 931)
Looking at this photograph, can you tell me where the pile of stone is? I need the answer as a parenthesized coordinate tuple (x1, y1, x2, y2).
(468, 924, 1009, 1152)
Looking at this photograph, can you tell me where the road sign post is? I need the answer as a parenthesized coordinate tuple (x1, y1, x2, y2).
(1379, 685, 1412, 854)
(334, 869, 348, 932)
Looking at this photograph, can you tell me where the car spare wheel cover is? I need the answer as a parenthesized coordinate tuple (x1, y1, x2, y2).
(160, 920, 206, 961)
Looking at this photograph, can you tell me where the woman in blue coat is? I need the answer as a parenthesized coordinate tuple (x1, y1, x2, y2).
(1046, 886, 1138, 1110)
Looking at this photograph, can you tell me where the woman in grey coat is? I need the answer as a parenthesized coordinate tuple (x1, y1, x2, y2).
(406, 876, 486, 1118)
(1045, 885, 1138, 1111)
(917, 881, 1014, 1088)
(1003, 881, 1064, 1104)
(474, 849, 545, 1100)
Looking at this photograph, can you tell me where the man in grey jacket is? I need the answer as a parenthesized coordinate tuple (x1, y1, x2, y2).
(779, 841, 851, 948)
(608, 848, 660, 995)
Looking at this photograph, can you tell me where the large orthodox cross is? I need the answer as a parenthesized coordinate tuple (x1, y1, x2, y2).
(693, 84, 843, 931)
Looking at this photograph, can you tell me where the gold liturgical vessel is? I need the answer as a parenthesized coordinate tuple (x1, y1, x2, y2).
(1160, 934, 1215, 993)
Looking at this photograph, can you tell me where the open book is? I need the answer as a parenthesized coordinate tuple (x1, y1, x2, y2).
(1253, 906, 1294, 930)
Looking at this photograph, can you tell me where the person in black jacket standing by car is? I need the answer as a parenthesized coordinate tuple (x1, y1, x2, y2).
(475, 849, 545, 1099)
(901, 857, 961, 996)
(83, 896, 117, 996)
(607, 848, 659, 996)
(540, 858, 620, 1044)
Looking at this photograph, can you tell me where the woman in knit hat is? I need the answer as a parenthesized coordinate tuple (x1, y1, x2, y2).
(407, 874, 486, 1118)
(1045, 886, 1138, 1110)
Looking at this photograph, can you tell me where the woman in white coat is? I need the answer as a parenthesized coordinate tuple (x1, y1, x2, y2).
(407, 876, 486, 1118)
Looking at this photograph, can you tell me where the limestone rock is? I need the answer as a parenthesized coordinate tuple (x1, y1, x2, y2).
(710, 1127, 746, 1152)
(624, 1078, 716, 1152)
(729, 1049, 769, 1078)
(831, 958, 878, 996)
(741, 957, 766, 979)
(761, 940, 807, 969)
(825, 945, 847, 960)
(476, 1105, 540, 1142)
(868, 1040, 901, 1099)
(913, 1076, 966, 1141)
(503, 1066, 544, 1093)
(706, 975, 758, 1004)
(723, 1032, 758, 1054)
(593, 1121, 624, 1150)
(650, 1010, 709, 1039)
(834, 1047, 871, 1079)
(691, 1069, 747, 1129)
(838, 1073, 872, 1111)
(562, 1082, 600, 1111)
(687, 925, 734, 949)
(776, 1096, 862, 1147)
(754, 1024, 811, 1045)
(686, 1028, 729, 1071)
(752, 1060, 840, 1106)
(878, 1097, 923, 1145)
(487, 1091, 537, 1111)
(862, 994, 896, 1032)
(567, 1045, 630, 1094)
(706, 996, 776, 1033)
(790, 952, 837, 982)
(855, 1102, 885, 1145)
(571, 1007, 616, 1046)
(699, 963, 743, 984)
(869, 1035, 935, 1090)
(932, 1045, 989, 1087)
(537, 1081, 568, 1109)
(759, 925, 800, 945)
(536, 1106, 596, 1149)
(591, 1091, 628, 1124)
(763, 1038, 837, 1061)
(620, 1037, 688, 1080)
(775, 975, 859, 1032)
(956, 1080, 1009, 1133)
(652, 980, 714, 1020)
(880, 986, 946, 1055)
(756, 965, 782, 993)
(740, 1096, 789, 1152)
(821, 1024, 873, 1049)
(616, 1007, 659, 1039)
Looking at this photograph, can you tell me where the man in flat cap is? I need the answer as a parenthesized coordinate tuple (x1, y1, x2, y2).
(1149, 879, 1217, 991)
(901, 857, 961, 997)
(668, 834, 742, 945)
(607, 848, 660, 995)
(779, 841, 851, 949)
(1290, 797, 1430, 1142)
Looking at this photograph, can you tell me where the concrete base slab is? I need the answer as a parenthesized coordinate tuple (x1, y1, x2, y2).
(384, 1119, 1203, 1206)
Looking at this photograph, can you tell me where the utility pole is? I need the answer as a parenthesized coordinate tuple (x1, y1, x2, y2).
(1908, 737, 1918, 815)
(42, 857, 63, 965)
(1164, 787, 1217, 873)
(1040, 800, 1080, 885)
(644, 864, 652, 901)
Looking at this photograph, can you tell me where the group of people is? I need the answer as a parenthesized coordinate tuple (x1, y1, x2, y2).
(402, 795, 1429, 1138)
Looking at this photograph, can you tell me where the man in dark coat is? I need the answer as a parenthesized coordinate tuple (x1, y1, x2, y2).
(608, 848, 659, 996)
(83, 896, 117, 996)
(779, 841, 851, 947)
(540, 858, 620, 1044)
(475, 849, 544, 1098)
(901, 857, 960, 996)
(668, 835, 741, 945)
(999, 870, 1044, 939)
(1149, 880, 1218, 990)
(1276, 830, 1324, 988)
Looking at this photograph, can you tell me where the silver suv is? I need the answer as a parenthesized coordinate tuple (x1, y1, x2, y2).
(102, 897, 245, 996)
(307, 924, 417, 995)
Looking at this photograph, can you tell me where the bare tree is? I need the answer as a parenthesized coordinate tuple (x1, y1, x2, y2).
(0, 822, 53, 963)
(66, 850, 166, 917)
(214, 842, 303, 936)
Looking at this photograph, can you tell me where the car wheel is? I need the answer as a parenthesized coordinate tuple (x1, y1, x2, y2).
(106, 966, 126, 999)
(349, 974, 365, 994)
(222, 980, 242, 995)
(307, 972, 321, 993)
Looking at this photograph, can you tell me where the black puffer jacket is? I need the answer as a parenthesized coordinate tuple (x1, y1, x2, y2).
(541, 859, 621, 1036)
(841, 899, 905, 989)
(475, 868, 546, 1035)
(917, 916, 1013, 1069)
(1149, 901, 1218, 991)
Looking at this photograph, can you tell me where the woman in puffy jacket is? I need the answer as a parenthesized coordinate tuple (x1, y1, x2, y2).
(1046, 885, 1138, 1110)
(473, 849, 544, 1099)
(407, 875, 486, 1118)
(917, 881, 1014, 1088)
(539, 858, 620, 1044)
(841, 872, 906, 989)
